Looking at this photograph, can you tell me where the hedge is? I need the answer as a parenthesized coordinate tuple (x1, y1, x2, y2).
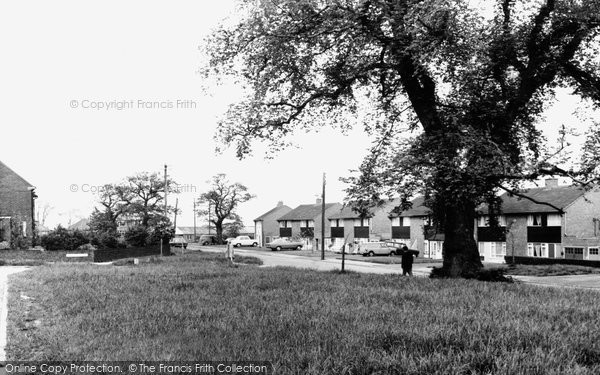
(504, 256, 600, 268)
(93, 245, 167, 263)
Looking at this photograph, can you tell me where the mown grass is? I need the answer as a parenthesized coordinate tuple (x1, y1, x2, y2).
(0, 250, 89, 266)
(503, 264, 600, 277)
(348, 255, 442, 265)
(7, 251, 600, 374)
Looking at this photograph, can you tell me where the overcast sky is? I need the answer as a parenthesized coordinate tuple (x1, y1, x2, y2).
(0, 0, 594, 229)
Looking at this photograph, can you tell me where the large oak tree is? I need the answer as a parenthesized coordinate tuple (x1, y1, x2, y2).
(205, 0, 600, 277)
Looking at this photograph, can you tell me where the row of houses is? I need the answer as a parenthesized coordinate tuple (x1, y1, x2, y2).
(254, 179, 600, 263)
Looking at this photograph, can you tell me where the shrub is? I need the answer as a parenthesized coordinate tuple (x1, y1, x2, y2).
(40, 226, 90, 251)
(124, 226, 149, 247)
(91, 231, 121, 249)
(430, 266, 513, 283)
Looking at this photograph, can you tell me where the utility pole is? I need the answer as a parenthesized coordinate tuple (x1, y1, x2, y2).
(173, 198, 178, 229)
(208, 201, 212, 235)
(321, 172, 326, 261)
(162, 164, 168, 256)
(193, 199, 197, 243)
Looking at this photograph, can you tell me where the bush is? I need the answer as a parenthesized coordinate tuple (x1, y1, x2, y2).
(91, 231, 122, 249)
(430, 266, 513, 283)
(124, 226, 149, 247)
(40, 226, 90, 251)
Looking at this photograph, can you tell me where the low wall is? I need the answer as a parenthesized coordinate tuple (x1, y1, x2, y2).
(505, 256, 600, 268)
(92, 245, 165, 263)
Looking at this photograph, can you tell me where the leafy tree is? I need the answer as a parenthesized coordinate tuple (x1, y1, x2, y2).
(118, 172, 177, 228)
(197, 174, 255, 244)
(223, 219, 245, 239)
(205, 0, 600, 277)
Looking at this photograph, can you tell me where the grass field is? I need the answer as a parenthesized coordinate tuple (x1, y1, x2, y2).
(7, 251, 600, 374)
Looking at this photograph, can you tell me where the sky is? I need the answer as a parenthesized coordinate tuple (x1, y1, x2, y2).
(0, 0, 595, 229)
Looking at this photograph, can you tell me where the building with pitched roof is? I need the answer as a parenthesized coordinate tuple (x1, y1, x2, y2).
(388, 196, 445, 259)
(0, 161, 36, 248)
(276, 199, 342, 250)
(327, 200, 399, 251)
(477, 179, 600, 263)
(254, 201, 292, 247)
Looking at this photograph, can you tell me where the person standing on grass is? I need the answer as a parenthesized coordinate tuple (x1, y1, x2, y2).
(226, 239, 235, 263)
(401, 245, 414, 276)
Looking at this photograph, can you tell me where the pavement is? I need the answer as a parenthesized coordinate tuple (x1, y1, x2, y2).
(189, 244, 600, 290)
(0, 266, 29, 361)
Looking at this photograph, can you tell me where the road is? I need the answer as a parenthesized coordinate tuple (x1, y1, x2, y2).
(189, 244, 435, 276)
(188, 244, 600, 290)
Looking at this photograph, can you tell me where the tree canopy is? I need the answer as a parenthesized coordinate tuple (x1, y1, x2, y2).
(197, 174, 255, 243)
(205, 0, 600, 276)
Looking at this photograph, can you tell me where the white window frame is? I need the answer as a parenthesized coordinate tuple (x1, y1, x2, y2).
(528, 214, 543, 227)
(391, 217, 400, 227)
(589, 247, 599, 256)
(402, 217, 411, 226)
(547, 214, 561, 226)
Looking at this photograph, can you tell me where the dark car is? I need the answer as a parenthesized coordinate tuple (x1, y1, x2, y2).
(199, 234, 218, 245)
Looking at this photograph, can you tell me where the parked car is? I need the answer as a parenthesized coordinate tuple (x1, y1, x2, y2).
(358, 241, 396, 256)
(199, 234, 218, 245)
(229, 235, 258, 247)
(385, 241, 407, 255)
(169, 236, 188, 249)
(267, 238, 303, 251)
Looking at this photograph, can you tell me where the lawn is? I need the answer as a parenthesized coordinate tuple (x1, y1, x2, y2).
(7, 251, 600, 374)
(502, 264, 600, 277)
(0, 250, 90, 266)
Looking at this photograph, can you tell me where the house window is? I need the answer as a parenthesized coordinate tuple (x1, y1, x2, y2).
(528, 214, 546, 227)
(401, 217, 411, 226)
(391, 217, 400, 226)
(493, 242, 507, 257)
(354, 218, 370, 227)
(589, 247, 599, 256)
(528, 243, 548, 257)
(22, 221, 27, 237)
(478, 215, 506, 227)
(279, 221, 288, 228)
(547, 214, 561, 226)
(330, 219, 344, 227)
(302, 220, 314, 228)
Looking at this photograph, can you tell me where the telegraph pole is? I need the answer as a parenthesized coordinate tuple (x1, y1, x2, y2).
(321, 172, 326, 261)
(208, 201, 212, 235)
(193, 199, 197, 243)
(162, 164, 168, 256)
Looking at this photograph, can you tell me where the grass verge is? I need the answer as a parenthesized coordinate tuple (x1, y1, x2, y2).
(7, 251, 600, 374)
(503, 263, 600, 277)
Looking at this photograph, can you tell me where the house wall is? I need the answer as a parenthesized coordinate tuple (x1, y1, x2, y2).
(411, 217, 427, 251)
(564, 188, 600, 240)
(369, 207, 393, 241)
(497, 215, 528, 258)
(256, 205, 292, 246)
(0, 164, 34, 240)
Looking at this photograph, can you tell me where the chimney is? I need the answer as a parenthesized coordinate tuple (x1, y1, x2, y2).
(316, 198, 322, 205)
(277, 201, 283, 207)
(545, 178, 559, 188)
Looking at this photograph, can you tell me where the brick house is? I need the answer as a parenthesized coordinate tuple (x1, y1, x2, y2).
(389, 197, 445, 259)
(477, 179, 600, 263)
(276, 199, 342, 250)
(326, 200, 398, 252)
(254, 201, 292, 247)
(0, 161, 36, 247)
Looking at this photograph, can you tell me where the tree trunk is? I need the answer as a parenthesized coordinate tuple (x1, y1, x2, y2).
(215, 222, 224, 244)
(441, 199, 483, 277)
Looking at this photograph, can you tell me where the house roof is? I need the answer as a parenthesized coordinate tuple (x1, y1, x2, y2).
(389, 197, 431, 218)
(328, 199, 402, 219)
(491, 185, 587, 214)
(68, 218, 90, 231)
(254, 204, 292, 221)
(277, 203, 340, 221)
(0, 160, 34, 188)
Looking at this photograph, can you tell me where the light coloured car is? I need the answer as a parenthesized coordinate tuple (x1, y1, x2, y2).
(267, 238, 303, 251)
(229, 235, 258, 247)
(358, 241, 396, 257)
(169, 236, 188, 249)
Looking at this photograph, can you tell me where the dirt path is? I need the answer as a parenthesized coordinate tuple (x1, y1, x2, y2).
(0, 267, 29, 361)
